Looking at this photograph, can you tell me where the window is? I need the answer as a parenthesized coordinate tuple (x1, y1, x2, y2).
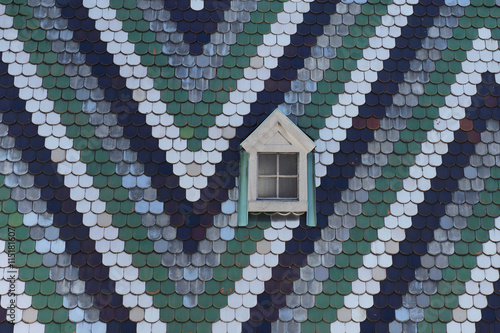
(258, 153, 298, 199)
(238, 109, 316, 225)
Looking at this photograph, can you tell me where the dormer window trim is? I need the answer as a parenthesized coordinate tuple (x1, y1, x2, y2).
(238, 109, 316, 226)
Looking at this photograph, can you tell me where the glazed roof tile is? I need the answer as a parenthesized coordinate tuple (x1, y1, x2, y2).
(3, 0, 500, 331)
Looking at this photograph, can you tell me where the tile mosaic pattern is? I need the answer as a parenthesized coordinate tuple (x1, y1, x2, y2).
(2, 0, 500, 332)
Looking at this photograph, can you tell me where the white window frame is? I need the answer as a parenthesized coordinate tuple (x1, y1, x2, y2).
(257, 152, 298, 199)
(241, 110, 315, 213)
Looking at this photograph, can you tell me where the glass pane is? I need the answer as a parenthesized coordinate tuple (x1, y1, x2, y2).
(258, 177, 277, 198)
(258, 154, 277, 175)
(279, 177, 297, 198)
(279, 154, 298, 175)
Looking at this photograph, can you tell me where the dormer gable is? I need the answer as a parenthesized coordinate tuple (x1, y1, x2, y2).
(241, 109, 315, 154)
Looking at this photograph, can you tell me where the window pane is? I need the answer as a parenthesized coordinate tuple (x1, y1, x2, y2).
(279, 177, 297, 198)
(258, 177, 277, 198)
(279, 154, 297, 175)
(258, 154, 277, 175)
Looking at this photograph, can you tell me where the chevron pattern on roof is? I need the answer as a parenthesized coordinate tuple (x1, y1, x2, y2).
(2, 0, 500, 332)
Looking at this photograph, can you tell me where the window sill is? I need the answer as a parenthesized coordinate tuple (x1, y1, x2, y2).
(248, 200, 307, 213)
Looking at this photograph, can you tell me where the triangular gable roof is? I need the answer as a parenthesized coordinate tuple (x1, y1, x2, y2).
(241, 109, 315, 152)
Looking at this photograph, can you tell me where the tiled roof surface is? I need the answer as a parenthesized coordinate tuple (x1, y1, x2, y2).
(1, 0, 500, 331)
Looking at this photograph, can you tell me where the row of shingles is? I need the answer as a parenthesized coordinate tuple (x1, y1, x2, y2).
(153, 2, 353, 152)
(28, 1, 152, 330)
(211, 215, 299, 332)
(100, 0, 286, 202)
(280, 2, 385, 134)
(356, 12, 497, 330)
(164, 0, 298, 148)
(444, 93, 500, 331)
(117, 0, 256, 146)
(326, 3, 469, 331)
(49, 0, 181, 266)
(360, 71, 498, 331)
(0, 45, 89, 331)
(112, 0, 261, 154)
(2, 110, 72, 331)
(312, 0, 424, 266)
(138, 0, 312, 151)
(272, 0, 444, 328)
(281, 0, 385, 143)
(227, 0, 338, 147)
(477, 232, 500, 331)
(385, 73, 499, 332)
(271, 220, 329, 333)
(404, 72, 500, 331)
(54, 0, 238, 330)
(0, 36, 17, 333)
(172, 0, 294, 139)
(281, 6, 421, 319)
(4, 139, 63, 330)
(473, 81, 500, 331)
(368, 18, 500, 329)
(181, 0, 316, 188)
(310, 1, 404, 181)
(41, 0, 154, 228)
(57, 0, 220, 256)
(164, 0, 231, 55)
(287, 0, 449, 331)
(233, 0, 340, 331)
(71, 0, 244, 329)
(24, 0, 139, 330)
(160, 211, 244, 331)
(301, 14, 414, 333)
(240, 217, 321, 333)
(315, 0, 446, 215)
(446, 74, 500, 332)
(21, 1, 137, 330)
(170, 214, 272, 332)
(300, 1, 476, 330)
(0, 6, 79, 329)
(449, 8, 500, 331)
(0, 51, 16, 331)
(356, 10, 495, 332)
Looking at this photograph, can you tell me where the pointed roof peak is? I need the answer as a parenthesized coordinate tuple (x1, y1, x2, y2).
(241, 109, 315, 152)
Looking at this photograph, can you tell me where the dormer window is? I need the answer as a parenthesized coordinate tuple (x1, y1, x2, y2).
(238, 109, 316, 225)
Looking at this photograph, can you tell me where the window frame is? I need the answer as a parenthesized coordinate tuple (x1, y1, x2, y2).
(247, 148, 307, 212)
(257, 152, 298, 200)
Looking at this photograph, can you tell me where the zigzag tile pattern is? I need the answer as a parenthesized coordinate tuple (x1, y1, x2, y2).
(3, 0, 500, 332)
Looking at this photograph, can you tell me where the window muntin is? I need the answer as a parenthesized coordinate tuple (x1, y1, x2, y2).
(257, 153, 298, 199)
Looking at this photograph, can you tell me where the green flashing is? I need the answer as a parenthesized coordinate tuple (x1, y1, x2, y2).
(238, 150, 249, 226)
(307, 152, 317, 227)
